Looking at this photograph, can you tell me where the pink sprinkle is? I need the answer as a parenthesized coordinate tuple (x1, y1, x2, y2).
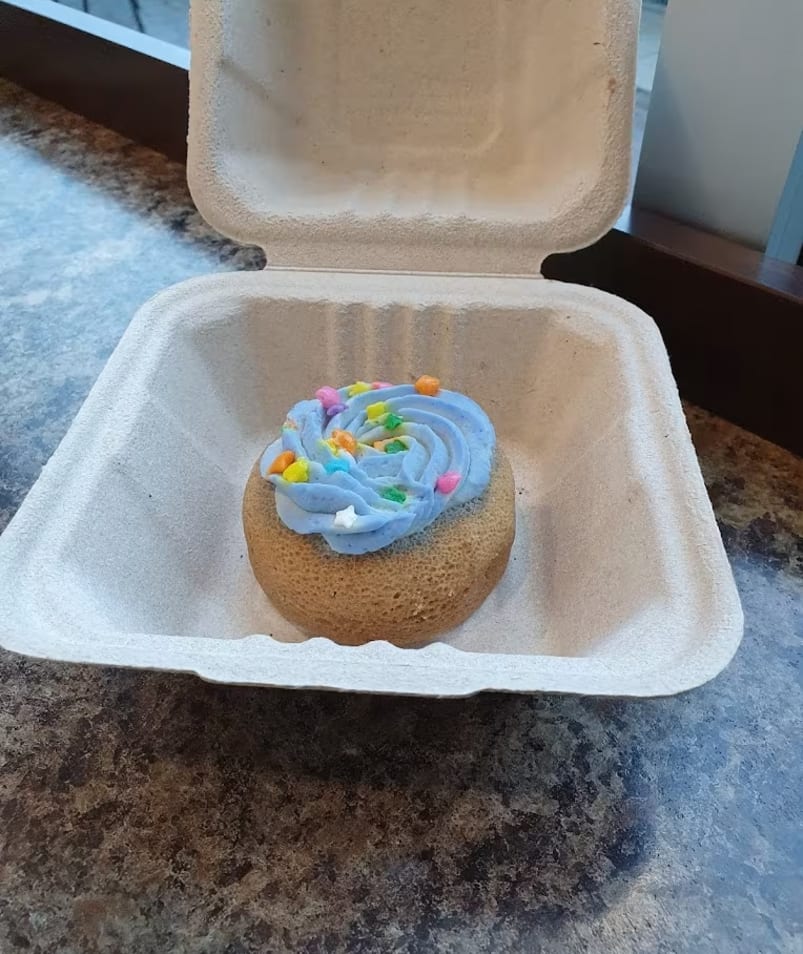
(326, 402, 347, 418)
(372, 381, 393, 390)
(315, 386, 341, 409)
(435, 471, 461, 494)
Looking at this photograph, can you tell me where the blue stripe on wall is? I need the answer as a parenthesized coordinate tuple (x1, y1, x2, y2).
(767, 131, 803, 264)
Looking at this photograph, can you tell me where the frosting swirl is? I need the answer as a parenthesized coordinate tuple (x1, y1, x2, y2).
(260, 382, 495, 554)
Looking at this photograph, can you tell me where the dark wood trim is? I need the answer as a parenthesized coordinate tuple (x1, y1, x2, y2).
(612, 207, 803, 301)
(2, 0, 801, 455)
(0, 0, 188, 162)
(545, 213, 803, 456)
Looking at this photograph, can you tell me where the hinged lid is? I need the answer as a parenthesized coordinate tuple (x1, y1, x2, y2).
(188, 0, 639, 275)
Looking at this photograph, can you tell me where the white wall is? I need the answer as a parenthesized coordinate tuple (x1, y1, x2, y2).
(634, 0, 803, 249)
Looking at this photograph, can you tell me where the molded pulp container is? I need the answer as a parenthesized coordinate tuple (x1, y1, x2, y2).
(0, 0, 743, 696)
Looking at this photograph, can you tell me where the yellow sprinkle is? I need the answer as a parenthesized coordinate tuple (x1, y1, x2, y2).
(282, 459, 310, 482)
(366, 401, 388, 420)
(325, 438, 339, 453)
(348, 381, 372, 397)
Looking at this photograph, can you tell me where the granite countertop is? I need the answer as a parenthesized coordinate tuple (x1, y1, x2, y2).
(0, 80, 801, 954)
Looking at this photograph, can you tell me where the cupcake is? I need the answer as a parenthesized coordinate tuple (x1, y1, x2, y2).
(243, 376, 515, 646)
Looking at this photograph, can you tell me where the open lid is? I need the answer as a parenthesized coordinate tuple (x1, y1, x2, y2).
(188, 0, 639, 275)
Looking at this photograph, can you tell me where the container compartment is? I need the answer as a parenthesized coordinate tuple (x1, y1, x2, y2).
(0, 271, 742, 696)
(188, 0, 638, 273)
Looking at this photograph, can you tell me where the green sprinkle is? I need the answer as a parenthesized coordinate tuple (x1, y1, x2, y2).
(384, 413, 403, 431)
(381, 486, 406, 504)
(384, 439, 406, 454)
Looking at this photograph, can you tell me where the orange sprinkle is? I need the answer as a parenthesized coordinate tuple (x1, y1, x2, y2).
(268, 450, 295, 475)
(415, 374, 440, 396)
(373, 439, 390, 451)
(332, 429, 358, 454)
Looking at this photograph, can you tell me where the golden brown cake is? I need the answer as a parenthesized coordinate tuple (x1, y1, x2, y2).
(243, 376, 515, 646)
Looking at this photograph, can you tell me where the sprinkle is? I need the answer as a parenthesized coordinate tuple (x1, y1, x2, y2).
(372, 381, 393, 390)
(384, 412, 403, 431)
(366, 401, 388, 420)
(415, 374, 440, 396)
(326, 402, 347, 418)
(283, 418, 298, 430)
(283, 459, 310, 482)
(435, 471, 461, 494)
(315, 386, 341, 409)
(333, 505, 358, 529)
(348, 381, 372, 397)
(268, 450, 295, 475)
(381, 487, 406, 504)
(384, 439, 406, 455)
(324, 458, 349, 474)
(373, 437, 407, 452)
(331, 429, 358, 454)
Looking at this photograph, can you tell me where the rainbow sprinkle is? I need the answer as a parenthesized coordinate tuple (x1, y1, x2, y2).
(366, 401, 388, 420)
(384, 413, 403, 431)
(283, 459, 310, 483)
(383, 439, 406, 455)
(380, 486, 406, 504)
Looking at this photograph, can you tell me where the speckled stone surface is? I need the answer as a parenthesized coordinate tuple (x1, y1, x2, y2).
(0, 80, 801, 954)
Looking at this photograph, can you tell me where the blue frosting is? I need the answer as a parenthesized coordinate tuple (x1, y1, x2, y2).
(260, 384, 495, 555)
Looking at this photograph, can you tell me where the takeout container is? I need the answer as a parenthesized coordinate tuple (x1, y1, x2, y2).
(0, 0, 743, 696)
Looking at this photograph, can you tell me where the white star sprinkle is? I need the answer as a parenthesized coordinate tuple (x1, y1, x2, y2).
(333, 505, 358, 529)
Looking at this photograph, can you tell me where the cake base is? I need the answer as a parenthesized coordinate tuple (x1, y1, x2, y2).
(243, 450, 516, 647)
